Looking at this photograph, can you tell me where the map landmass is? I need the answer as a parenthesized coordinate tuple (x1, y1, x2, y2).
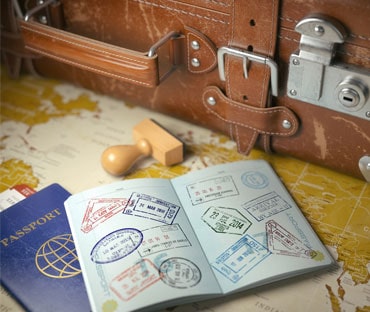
(1, 69, 369, 312)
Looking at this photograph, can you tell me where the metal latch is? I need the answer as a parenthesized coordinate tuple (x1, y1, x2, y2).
(218, 46, 278, 96)
(287, 16, 370, 120)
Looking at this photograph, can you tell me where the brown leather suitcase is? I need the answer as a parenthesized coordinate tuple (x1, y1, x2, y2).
(2, 0, 370, 180)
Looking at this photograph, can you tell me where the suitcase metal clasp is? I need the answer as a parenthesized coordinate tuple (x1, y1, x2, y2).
(287, 15, 370, 121)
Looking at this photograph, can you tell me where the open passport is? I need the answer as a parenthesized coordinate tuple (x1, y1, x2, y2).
(65, 160, 335, 311)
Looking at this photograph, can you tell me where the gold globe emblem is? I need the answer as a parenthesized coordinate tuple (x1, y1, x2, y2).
(35, 234, 81, 278)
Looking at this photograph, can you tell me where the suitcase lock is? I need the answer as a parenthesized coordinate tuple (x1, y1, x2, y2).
(287, 16, 370, 121)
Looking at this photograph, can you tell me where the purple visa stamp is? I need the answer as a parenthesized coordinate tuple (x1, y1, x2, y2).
(90, 228, 143, 264)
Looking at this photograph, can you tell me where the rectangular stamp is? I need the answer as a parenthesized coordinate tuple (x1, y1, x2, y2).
(110, 258, 160, 301)
(242, 191, 292, 222)
(186, 175, 239, 205)
(266, 220, 317, 259)
(212, 234, 271, 283)
(123, 192, 180, 225)
(138, 224, 191, 257)
(81, 198, 128, 233)
(202, 206, 252, 235)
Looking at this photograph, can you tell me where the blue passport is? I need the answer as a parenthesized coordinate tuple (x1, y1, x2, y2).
(0, 183, 90, 312)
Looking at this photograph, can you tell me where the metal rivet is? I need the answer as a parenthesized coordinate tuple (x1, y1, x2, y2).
(191, 58, 200, 67)
(366, 111, 370, 118)
(207, 97, 216, 106)
(292, 58, 300, 66)
(314, 25, 325, 36)
(289, 89, 297, 96)
(39, 15, 48, 24)
(282, 119, 292, 129)
(191, 40, 200, 50)
(359, 156, 370, 181)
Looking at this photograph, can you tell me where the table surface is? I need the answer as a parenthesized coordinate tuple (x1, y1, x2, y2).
(1, 69, 369, 312)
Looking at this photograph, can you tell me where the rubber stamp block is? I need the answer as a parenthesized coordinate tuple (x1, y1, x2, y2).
(101, 118, 184, 176)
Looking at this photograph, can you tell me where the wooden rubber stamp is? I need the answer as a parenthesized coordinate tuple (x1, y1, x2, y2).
(101, 118, 184, 176)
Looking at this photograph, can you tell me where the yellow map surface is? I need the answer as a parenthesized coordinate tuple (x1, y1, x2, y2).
(1, 69, 369, 312)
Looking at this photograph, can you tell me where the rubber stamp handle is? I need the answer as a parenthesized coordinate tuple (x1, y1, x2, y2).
(101, 139, 152, 176)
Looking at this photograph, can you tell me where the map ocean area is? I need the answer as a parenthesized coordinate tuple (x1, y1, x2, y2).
(65, 160, 335, 311)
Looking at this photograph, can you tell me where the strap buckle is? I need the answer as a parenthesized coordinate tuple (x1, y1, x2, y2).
(217, 46, 278, 96)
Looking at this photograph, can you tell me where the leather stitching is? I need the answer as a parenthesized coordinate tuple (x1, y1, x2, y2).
(25, 46, 153, 86)
(21, 24, 149, 66)
(235, 124, 257, 154)
(280, 15, 370, 41)
(203, 87, 298, 136)
(278, 34, 370, 61)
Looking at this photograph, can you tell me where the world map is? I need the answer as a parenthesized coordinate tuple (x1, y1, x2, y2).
(1, 68, 369, 312)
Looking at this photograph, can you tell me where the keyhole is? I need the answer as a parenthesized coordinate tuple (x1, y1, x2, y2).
(343, 96, 353, 103)
(338, 88, 359, 108)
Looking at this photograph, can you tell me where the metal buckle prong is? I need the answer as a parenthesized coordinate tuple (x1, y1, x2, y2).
(217, 46, 278, 96)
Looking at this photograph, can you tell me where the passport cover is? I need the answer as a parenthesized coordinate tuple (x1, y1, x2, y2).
(0, 183, 90, 312)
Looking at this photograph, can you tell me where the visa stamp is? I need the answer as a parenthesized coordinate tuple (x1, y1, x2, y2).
(138, 224, 191, 257)
(90, 228, 143, 264)
(242, 191, 292, 221)
(159, 257, 201, 289)
(123, 192, 180, 225)
(266, 220, 318, 259)
(81, 198, 127, 233)
(186, 175, 238, 205)
(212, 234, 271, 283)
(201, 206, 252, 235)
(241, 171, 269, 189)
(110, 259, 160, 301)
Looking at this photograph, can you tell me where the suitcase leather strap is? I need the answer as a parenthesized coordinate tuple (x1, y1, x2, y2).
(214, 0, 284, 154)
(19, 19, 183, 88)
(203, 86, 298, 137)
(15, 0, 298, 153)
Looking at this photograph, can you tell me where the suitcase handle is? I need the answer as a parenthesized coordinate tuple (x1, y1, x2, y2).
(19, 19, 182, 87)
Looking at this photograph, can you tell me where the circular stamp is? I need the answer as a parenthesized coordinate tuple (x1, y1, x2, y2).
(159, 257, 201, 289)
(241, 171, 269, 189)
(90, 228, 143, 264)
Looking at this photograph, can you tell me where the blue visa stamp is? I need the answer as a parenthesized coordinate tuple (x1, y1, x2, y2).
(124, 192, 180, 225)
(241, 171, 269, 189)
(212, 234, 271, 283)
(90, 228, 143, 264)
